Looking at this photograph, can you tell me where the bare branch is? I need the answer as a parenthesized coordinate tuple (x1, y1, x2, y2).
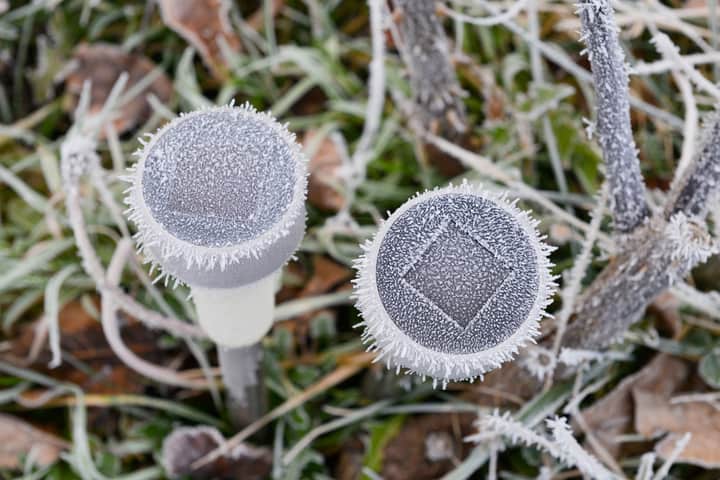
(578, 0, 649, 233)
(395, 0, 467, 136)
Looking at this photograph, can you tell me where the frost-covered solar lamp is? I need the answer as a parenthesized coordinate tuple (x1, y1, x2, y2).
(353, 183, 555, 386)
(125, 103, 307, 350)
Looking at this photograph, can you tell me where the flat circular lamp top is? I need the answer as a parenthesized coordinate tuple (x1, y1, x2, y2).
(354, 183, 555, 384)
(125, 104, 307, 286)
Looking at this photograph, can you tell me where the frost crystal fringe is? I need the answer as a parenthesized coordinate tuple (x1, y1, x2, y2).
(353, 182, 556, 384)
(123, 103, 308, 279)
(469, 411, 619, 480)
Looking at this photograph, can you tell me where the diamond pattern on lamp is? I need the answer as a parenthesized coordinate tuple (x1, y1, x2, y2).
(403, 220, 512, 329)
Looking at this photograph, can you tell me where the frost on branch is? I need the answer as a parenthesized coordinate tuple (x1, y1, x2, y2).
(670, 111, 720, 218)
(563, 214, 718, 350)
(578, 0, 649, 233)
(468, 411, 618, 479)
(395, 0, 467, 136)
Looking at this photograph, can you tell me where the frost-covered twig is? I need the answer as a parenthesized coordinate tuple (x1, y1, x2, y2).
(351, 0, 386, 177)
(578, 0, 649, 233)
(102, 239, 211, 389)
(65, 188, 206, 339)
(631, 52, 720, 76)
(669, 111, 720, 218)
(469, 412, 619, 479)
(652, 433, 691, 480)
(394, 0, 467, 136)
(550, 187, 606, 361)
(547, 416, 620, 479)
(670, 72, 698, 186)
(652, 33, 720, 102)
(439, 0, 528, 28)
(563, 213, 718, 350)
(635, 453, 656, 480)
(555, 4, 720, 353)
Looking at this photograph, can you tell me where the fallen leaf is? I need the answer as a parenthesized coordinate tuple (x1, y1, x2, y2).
(648, 292, 683, 338)
(303, 131, 347, 212)
(633, 390, 720, 468)
(634, 389, 720, 436)
(381, 413, 475, 480)
(655, 431, 720, 469)
(580, 354, 690, 456)
(162, 425, 271, 479)
(0, 413, 69, 469)
(65, 43, 172, 135)
(158, 0, 241, 81)
(335, 436, 365, 480)
(4, 299, 162, 394)
(300, 255, 353, 297)
(278, 256, 352, 349)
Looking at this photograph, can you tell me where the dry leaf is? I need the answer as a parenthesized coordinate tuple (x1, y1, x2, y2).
(656, 431, 720, 469)
(0, 413, 69, 469)
(649, 292, 683, 338)
(3, 299, 162, 394)
(381, 414, 475, 480)
(580, 354, 689, 456)
(65, 43, 172, 135)
(303, 131, 347, 212)
(300, 255, 352, 297)
(162, 426, 271, 479)
(158, 0, 241, 81)
(633, 389, 720, 468)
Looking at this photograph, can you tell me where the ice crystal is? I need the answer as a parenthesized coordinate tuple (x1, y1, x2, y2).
(666, 212, 719, 270)
(124, 103, 307, 287)
(468, 412, 619, 480)
(353, 183, 556, 384)
(60, 133, 100, 189)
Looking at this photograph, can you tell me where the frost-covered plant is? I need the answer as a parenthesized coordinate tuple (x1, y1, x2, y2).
(468, 411, 620, 480)
(393, 0, 467, 135)
(353, 182, 556, 386)
(577, 0, 649, 233)
(558, 0, 720, 352)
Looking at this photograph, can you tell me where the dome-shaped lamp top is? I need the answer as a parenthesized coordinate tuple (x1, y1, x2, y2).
(353, 183, 556, 385)
(125, 104, 307, 288)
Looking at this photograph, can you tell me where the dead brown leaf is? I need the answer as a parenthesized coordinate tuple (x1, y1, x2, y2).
(158, 0, 241, 81)
(3, 299, 162, 394)
(634, 389, 720, 468)
(580, 354, 690, 456)
(0, 413, 69, 469)
(65, 44, 172, 136)
(303, 131, 347, 212)
(649, 292, 683, 338)
(300, 255, 353, 297)
(162, 426, 271, 479)
(656, 431, 720, 469)
(277, 256, 352, 348)
(381, 413, 475, 480)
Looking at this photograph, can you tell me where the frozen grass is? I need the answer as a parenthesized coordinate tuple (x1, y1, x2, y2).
(1, 0, 719, 478)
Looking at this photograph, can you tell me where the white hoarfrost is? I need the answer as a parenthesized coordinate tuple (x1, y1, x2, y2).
(468, 411, 620, 480)
(353, 182, 556, 386)
(124, 102, 308, 282)
(578, 0, 649, 233)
